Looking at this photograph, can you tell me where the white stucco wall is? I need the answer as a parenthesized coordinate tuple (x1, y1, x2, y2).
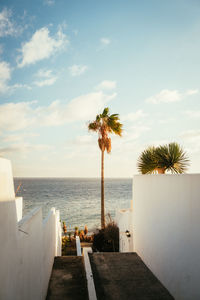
(0, 158, 61, 300)
(116, 209, 134, 252)
(133, 174, 200, 300)
(0, 158, 19, 300)
(15, 197, 23, 221)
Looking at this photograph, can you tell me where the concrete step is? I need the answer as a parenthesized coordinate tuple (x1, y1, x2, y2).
(46, 256, 88, 300)
(89, 252, 174, 300)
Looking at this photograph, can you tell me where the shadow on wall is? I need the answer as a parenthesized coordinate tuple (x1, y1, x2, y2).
(0, 158, 61, 300)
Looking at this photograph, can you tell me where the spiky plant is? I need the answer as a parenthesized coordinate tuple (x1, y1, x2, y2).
(137, 142, 189, 174)
(88, 107, 122, 228)
(137, 146, 158, 174)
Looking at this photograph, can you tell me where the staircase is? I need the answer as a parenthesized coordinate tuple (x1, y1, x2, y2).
(89, 252, 174, 300)
(46, 256, 88, 300)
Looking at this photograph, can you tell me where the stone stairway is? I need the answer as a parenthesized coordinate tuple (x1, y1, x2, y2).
(46, 256, 88, 300)
(47, 252, 174, 300)
(89, 252, 174, 300)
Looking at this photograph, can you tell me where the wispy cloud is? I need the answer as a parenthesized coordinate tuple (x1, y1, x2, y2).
(96, 80, 116, 91)
(186, 89, 199, 95)
(184, 110, 200, 118)
(0, 61, 11, 93)
(0, 143, 51, 156)
(146, 89, 198, 104)
(34, 69, 57, 87)
(180, 129, 200, 154)
(180, 129, 200, 140)
(100, 37, 110, 46)
(17, 27, 68, 67)
(0, 8, 22, 37)
(0, 101, 35, 132)
(0, 91, 116, 132)
(3, 132, 38, 143)
(146, 89, 182, 104)
(121, 110, 147, 122)
(69, 64, 88, 77)
(39, 91, 116, 126)
(0, 61, 32, 94)
(43, 0, 55, 6)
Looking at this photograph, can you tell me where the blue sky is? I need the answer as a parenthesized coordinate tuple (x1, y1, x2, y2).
(0, 0, 200, 177)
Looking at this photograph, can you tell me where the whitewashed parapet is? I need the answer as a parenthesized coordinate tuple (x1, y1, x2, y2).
(116, 208, 134, 252)
(15, 197, 23, 221)
(133, 174, 200, 300)
(0, 158, 61, 300)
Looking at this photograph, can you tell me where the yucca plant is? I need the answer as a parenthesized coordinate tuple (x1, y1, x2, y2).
(88, 107, 123, 228)
(137, 142, 189, 174)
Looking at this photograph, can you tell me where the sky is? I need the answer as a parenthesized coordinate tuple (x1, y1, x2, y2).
(0, 0, 200, 177)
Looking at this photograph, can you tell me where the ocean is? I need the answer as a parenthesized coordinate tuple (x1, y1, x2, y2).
(14, 178, 132, 232)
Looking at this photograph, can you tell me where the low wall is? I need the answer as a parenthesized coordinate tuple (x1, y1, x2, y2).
(0, 158, 61, 300)
(42, 208, 61, 299)
(133, 174, 200, 300)
(15, 197, 23, 221)
(116, 209, 134, 252)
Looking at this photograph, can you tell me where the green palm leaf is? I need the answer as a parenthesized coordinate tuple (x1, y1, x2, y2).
(138, 142, 190, 174)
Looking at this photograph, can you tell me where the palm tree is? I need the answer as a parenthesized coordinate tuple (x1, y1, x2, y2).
(137, 142, 189, 174)
(88, 107, 122, 228)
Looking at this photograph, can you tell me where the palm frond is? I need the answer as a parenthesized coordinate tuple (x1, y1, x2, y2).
(88, 121, 98, 131)
(88, 107, 122, 152)
(137, 146, 157, 174)
(102, 107, 109, 117)
(137, 143, 190, 174)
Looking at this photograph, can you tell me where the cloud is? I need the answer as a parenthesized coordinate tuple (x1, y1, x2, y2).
(17, 27, 68, 67)
(184, 110, 200, 118)
(146, 89, 182, 104)
(0, 61, 11, 93)
(34, 69, 57, 87)
(100, 38, 110, 45)
(123, 125, 150, 141)
(0, 91, 116, 132)
(43, 0, 55, 6)
(186, 89, 199, 95)
(69, 64, 88, 77)
(180, 129, 200, 140)
(146, 89, 198, 104)
(0, 101, 35, 132)
(180, 130, 200, 154)
(68, 135, 94, 146)
(96, 80, 116, 91)
(3, 132, 38, 143)
(0, 61, 32, 93)
(121, 110, 147, 122)
(0, 143, 51, 156)
(0, 8, 22, 37)
(38, 91, 116, 126)
(11, 83, 32, 91)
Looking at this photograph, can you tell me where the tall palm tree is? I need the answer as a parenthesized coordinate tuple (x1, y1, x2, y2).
(137, 142, 189, 174)
(88, 107, 122, 228)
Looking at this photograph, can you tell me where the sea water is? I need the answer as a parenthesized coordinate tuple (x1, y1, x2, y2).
(14, 178, 132, 232)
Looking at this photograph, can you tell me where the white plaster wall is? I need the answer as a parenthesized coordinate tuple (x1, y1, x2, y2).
(116, 209, 134, 252)
(55, 209, 62, 256)
(0, 158, 61, 300)
(0, 159, 19, 300)
(15, 197, 23, 221)
(18, 207, 43, 300)
(0, 157, 15, 201)
(42, 208, 57, 299)
(133, 174, 200, 300)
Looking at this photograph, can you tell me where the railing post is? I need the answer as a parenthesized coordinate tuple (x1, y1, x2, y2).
(76, 236, 82, 256)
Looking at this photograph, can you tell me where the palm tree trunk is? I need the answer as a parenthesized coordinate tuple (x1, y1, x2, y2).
(101, 149, 105, 229)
